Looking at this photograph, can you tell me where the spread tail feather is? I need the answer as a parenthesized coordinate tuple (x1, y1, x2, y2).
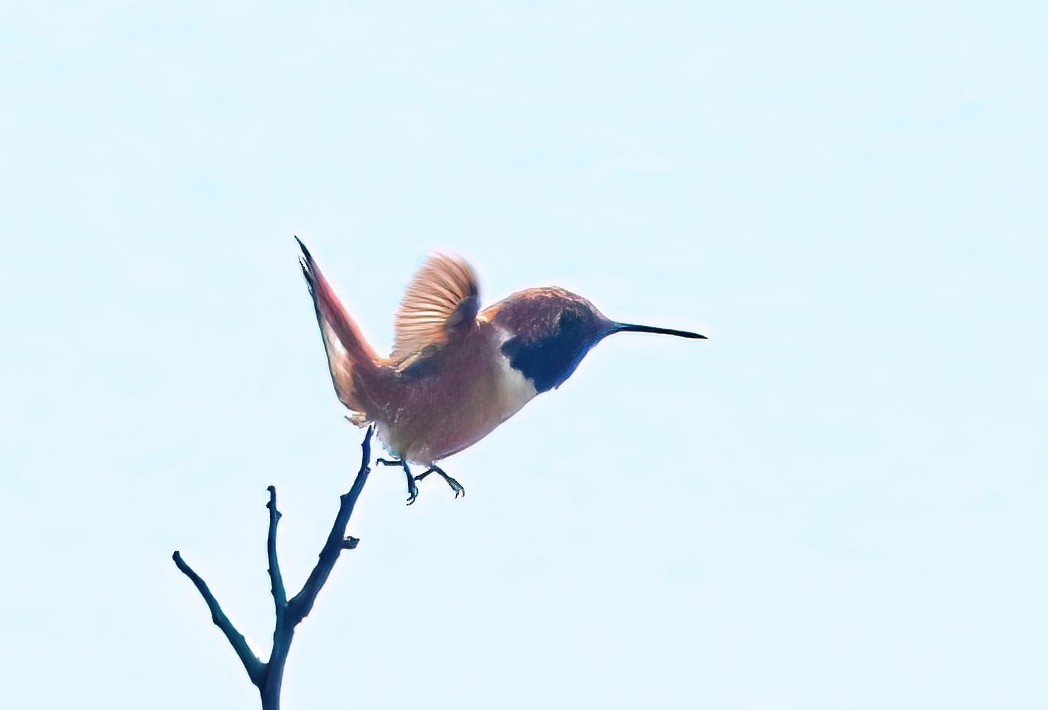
(296, 237, 379, 422)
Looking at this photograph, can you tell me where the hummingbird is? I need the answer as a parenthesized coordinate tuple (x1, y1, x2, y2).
(296, 238, 705, 504)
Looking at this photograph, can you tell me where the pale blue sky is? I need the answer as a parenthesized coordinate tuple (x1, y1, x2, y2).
(2, 2, 1046, 708)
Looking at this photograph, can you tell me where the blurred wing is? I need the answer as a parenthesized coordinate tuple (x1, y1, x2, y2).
(391, 253, 480, 361)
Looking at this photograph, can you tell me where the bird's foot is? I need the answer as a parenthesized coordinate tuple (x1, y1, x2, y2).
(415, 465, 466, 499)
(376, 458, 419, 505)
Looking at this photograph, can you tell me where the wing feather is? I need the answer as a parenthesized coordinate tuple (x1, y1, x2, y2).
(391, 253, 480, 361)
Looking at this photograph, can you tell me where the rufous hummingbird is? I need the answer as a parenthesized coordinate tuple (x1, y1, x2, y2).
(297, 238, 705, 504)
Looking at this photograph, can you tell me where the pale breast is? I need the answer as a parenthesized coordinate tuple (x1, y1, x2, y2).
(491, 332, 539, 421)
(373, 323, 538, 464)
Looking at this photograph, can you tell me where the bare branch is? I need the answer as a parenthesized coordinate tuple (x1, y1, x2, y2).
(172, 551, 265, 687)
(287, 425, 373, 625)
(266, 486, 287, 609)
(175, 424, 376, 710)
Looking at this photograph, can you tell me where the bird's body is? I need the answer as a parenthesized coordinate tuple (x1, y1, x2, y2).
(297, 239, 704, 501)
(357, 314, 537, 465)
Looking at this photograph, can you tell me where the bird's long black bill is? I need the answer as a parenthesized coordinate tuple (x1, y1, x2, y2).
(611, 323, 706, 339)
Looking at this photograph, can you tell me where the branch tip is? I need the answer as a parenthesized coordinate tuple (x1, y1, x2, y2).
(267, 484, 288, 609)
(172, 548, 264, 687)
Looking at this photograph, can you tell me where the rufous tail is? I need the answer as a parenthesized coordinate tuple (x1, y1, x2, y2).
(296, 238, 380, 423)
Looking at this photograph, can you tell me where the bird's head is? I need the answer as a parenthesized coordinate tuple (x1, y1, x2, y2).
(489, 288, 705, 393)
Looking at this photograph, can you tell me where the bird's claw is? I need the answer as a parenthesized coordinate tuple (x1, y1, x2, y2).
(375, 457, 464, 503)
(445, 475, 466, 499)
(375, 457, 422, 505)
(415, 467, 465, 499)
(405, 471, 420, 506)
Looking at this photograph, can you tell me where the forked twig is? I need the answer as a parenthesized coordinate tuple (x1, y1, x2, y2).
(174, 425, 375, 710)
